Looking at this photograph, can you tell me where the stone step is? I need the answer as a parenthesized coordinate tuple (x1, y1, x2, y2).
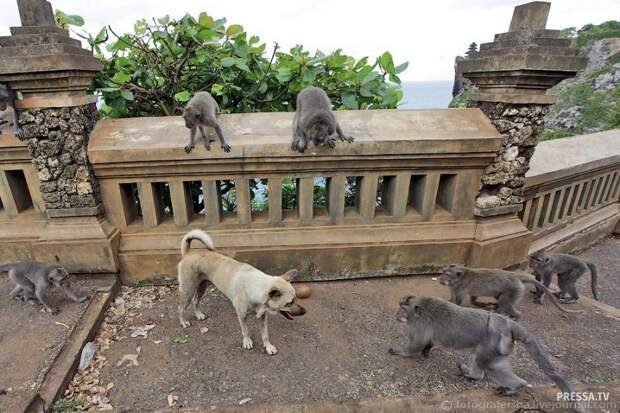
(0, 33, 81, 48)
(480, 37, 572, 51)
(494, 29, 562, 42)
(9, 25, 68, 35)
(0, 43, 92, 57)
(475, 45, 578, 58)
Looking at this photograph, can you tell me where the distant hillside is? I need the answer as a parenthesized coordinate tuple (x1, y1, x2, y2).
(543, 21, 620, 140)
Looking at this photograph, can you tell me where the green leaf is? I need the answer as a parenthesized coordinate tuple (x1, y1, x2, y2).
(276, 67, 292, 82)
(109, 36, 131, 51)
(394, 62, 409, 74)
(94, 27, 107, 44)
(157, 15, 170, 25)
(120, 89, 134, 101)
(211, 84, 224, 96)
(258, 83, 268, 94)
(226, 24, 243, 37)
(199, 13, 214, 28)
(174, 91, 192, 102)
(361, 72, 377, 85)
(234, 59, 250, 71)
(379, 51, 394, 70)
(197, 29, 217, 42)
(172, 334, 189, 344)
(111, 72, 131, 84)
(221, 57, 235, 67)
(56, 10, 84, 27)
(342, 94, 357, 109)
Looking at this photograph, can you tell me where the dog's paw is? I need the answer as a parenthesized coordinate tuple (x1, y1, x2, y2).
(195, 311, 206, 321)
(180, 320, 191, 328)
(243, 337, 254, 350)
(264, 343, 278, 355)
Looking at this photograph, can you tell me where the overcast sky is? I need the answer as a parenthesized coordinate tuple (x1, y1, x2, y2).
(1, 0, 618, 81)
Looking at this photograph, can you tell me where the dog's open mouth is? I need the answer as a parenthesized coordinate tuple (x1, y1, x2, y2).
(279, 309, 296, 320)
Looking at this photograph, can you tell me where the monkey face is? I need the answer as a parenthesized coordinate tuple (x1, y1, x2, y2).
(527, 252, 549, 269)
(439, 265, 462, 286)
(306, 123, 331, 145)
(50, 267, 70, 287)
(396, 295, 417, 322)
(182, 107, 201, 129)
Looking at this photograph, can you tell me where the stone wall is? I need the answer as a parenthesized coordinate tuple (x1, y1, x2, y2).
(17, 103, 101, 210)
(469, 101, 550, 211)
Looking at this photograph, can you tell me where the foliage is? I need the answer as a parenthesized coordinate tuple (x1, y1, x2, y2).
(560, 21, 620, 50)
(466, 42, 477, 58)
(172, 334, 189, 344)
(448, 88, 473, 108)
(540, 128, 571, 141)
(52, 397, 86, 413)
(56, 10, 407, 118)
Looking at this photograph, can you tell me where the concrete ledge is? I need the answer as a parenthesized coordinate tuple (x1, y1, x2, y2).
(474, 204, 522, 217)
(139, 384, 619, 413)
(37, 274, 118, 408)
(470, 91, 557, 104)
(46, 204, 103, 218)
(16, 94, 98, 109)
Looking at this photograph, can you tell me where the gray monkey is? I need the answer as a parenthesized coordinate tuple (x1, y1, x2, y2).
(0, 84, 22, 138)
(439, 264, 583, 320)
(182, 91, 230, 153)
(291, 86, 353, 153)
(389, 296, 584, 412)
(528, 251, 598, 304)
(1, 261, 89, 314)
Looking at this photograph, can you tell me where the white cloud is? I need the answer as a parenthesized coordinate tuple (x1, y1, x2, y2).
(1, 0, 618, 81)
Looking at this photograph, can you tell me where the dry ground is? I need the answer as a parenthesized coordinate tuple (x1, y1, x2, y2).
(66, 274, 619, 411)
(575, 235, 620, 308)
(0, 275, 94, 411)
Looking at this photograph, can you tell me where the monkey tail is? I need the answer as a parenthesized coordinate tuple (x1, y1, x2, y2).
(520, 277, 583, 315)
(511, 323, 573, 394)
(180, 229, 214, 256)
(586, 262, 598, 301)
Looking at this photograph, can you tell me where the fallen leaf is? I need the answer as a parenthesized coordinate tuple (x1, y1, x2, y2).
(200, 326, 209, 334)
(130, 324, 156, 338)
(239, 397, 252, 405)
(154, 340, 162, 344)
(172, 334, 189, 344)
(55, 321, 71, 329)
(431, 277, 438, 281)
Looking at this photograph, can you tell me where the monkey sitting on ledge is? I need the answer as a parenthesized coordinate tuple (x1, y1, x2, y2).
(1, 261, 90, 315)
(389, 296, 584, 412)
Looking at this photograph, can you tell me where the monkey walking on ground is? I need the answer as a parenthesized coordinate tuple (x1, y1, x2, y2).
(389, 296, 585, 413)
(439, 265, 583, 320)
(291, 86, 354, 153)
(528, 251, 598, 304)
(182, 91, 231, 153)
(1, 261, 90, 315)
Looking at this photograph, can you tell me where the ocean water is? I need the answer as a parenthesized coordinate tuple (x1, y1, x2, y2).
(399, 80, 454, 110)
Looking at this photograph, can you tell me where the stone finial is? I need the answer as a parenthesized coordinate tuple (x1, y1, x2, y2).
(0, 0, 101, 107)
(458, 1, 586, 105)
(17, 0, 56, 27)
(508, 1, 550, 32)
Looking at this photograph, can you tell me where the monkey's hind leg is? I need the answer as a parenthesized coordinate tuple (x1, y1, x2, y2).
(458, 353, 485, 380)
(336, 124, 354, 143)
(212, 123, 231, 152)
(485, 355, 527, 395)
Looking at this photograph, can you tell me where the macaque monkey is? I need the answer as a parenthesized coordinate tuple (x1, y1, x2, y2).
(389, 296, 584, 412)
(439, 265, 583, 320)
(182, 91, 230, 153)
(0, 84, 21, 137)
(1, 261, 90, 314)
(291, 86, 353, 153)
(528, 251, 598, 304)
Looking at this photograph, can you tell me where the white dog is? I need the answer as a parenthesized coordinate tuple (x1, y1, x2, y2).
(177, 229, 306, 355)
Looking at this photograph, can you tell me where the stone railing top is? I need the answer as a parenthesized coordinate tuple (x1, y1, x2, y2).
(526, 129, 620, 187)
(88, 109, 502, 166)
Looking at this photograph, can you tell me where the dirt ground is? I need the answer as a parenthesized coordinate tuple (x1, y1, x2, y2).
(575, 235, 620, 308)
(68, 272, 620, 411)
(0, 275, 94, 401)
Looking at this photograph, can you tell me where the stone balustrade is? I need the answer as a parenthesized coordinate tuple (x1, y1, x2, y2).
(522, 130, 620, 252)
(86, 109, 522, 280)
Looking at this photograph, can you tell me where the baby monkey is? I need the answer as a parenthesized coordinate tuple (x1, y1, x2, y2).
(1, 261, 90, 315)
(182, 92, 230, 153)
(291, 86, 353, 153)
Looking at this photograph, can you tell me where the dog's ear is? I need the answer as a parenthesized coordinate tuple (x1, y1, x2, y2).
(281, 269, 298, 282)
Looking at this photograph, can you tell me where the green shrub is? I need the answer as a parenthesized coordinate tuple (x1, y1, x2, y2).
(55, 11, 408, 118)
(540, 129, 572, 141)
(573, 21, 620, 50)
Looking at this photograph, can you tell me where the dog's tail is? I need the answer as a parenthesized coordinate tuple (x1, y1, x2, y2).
(180, 229, 214, 256)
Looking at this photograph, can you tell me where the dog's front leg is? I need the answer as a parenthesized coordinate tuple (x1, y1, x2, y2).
(259, 313, 277, 355)
(236, 311, 253, 350)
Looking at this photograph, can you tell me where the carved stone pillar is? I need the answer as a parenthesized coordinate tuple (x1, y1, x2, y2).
(459, 1, 586, 218)
(0, 0, 119, 272)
